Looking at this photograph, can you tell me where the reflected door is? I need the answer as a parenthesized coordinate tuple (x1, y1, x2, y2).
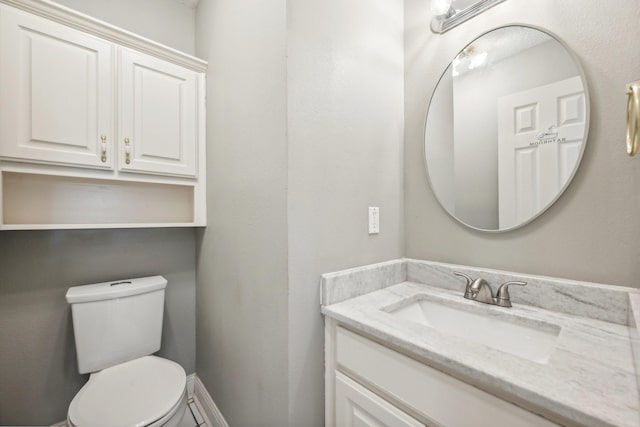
(497, 76, 585, 229)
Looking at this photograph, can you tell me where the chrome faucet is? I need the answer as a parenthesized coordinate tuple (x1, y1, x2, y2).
(453, 272, 526, 308)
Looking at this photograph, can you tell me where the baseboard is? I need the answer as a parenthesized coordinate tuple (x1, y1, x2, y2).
(187, 372, 196, 398)
(50, 421, 67, 427)
(193, 375, 229, 427)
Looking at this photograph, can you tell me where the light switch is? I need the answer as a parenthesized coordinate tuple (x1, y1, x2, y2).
(368, 207, 379, 234)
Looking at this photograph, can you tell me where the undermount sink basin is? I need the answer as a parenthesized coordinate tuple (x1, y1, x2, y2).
(386, 297, 560, 363)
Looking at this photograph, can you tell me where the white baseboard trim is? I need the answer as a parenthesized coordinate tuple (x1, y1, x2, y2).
(193, 375, 229, 427)
(51, 421, 67, 426)
(186, 372, 196, 398)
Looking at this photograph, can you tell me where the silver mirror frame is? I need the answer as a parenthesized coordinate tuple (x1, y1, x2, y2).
(422, 24, 591, 233)
(431, 0, 506, 34)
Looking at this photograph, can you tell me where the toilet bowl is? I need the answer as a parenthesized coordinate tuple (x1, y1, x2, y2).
(65, 276, 188, 427)
(67, 356, 187, 427)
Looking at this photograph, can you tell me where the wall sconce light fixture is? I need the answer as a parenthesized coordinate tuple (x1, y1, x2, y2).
(451, 46, 488, 77)
(431, 0, 506, 34)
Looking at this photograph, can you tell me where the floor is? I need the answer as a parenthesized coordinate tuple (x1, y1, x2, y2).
(178, 396, 208, 427)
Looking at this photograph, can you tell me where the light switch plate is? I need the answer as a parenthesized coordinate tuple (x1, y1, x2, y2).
(368, 207, 379, 234)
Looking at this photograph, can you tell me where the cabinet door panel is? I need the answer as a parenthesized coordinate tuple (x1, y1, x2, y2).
(119, 48, 197, 177)
(0, 5, 114, 168)
(336, 372, 424, 427)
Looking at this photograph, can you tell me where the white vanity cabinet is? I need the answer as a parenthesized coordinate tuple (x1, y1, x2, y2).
(335, 372, 423, 427)
(326, 324, 561, 427)
(0, 1, 207, 229)
(0, 5, 115, 169)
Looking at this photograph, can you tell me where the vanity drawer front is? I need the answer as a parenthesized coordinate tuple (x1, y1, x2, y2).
(336, 327, 560, 427)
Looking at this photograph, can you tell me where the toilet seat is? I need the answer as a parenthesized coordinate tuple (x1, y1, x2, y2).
(68, 356, 186, 427)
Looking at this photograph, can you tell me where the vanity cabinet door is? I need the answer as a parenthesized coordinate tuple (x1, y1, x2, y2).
(0, 5, 114, 169)
(335, 372, 425, 427)
(119, 48, 198, 178)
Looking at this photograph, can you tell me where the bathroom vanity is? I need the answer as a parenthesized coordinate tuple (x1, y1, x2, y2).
(321, 259, 640, 427)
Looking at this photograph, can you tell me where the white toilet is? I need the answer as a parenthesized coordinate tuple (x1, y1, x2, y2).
(65, 276, 188, 427)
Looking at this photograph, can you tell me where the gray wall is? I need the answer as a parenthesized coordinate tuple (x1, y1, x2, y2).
(405, 0, 640, 287)
(52, 0, 196, 54)
(287, 0, 404, 424)
(195, 0, 290, 426)
(0, 1, 198, 425)
(194, 0, 404, 425)
(0, 228, 196, 426)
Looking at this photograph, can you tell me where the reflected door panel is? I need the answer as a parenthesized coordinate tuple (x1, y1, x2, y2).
(498, 76, 585, 229)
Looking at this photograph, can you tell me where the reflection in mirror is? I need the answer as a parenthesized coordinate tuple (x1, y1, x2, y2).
(424, 26, 589, 232)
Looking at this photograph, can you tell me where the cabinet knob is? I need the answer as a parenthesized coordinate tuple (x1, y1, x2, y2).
(100, 135, 107, 163)
(124, 138, 131, 165)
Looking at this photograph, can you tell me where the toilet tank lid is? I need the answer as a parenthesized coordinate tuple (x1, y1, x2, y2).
(65, 276, 167, 304)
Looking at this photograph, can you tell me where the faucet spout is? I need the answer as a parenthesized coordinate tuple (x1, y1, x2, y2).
(466, 278, 496, 305)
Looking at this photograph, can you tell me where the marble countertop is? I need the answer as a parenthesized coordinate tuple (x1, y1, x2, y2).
(321, 260, 640, 427)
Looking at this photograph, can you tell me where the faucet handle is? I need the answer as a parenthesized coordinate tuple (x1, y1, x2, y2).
(495, 281, 527, 307)
(453, 271, 473, 289)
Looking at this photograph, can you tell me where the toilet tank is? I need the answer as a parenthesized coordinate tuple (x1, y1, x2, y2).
(65, 276, 167, 374)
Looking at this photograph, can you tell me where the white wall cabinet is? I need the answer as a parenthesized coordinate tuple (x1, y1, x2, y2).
(0, 5, 114, 169)
(0, 1, 207, 229)
(119, 48, 198, 178)
(325, 323, 561, 427)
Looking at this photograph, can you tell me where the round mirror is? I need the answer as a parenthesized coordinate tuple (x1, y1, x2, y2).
(424, 25, 589, 232)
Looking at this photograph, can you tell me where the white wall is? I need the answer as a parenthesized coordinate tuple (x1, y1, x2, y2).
(405, 0, 640, 286)
(53, 0, 195, 54)
(287, 0, 404, 424)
